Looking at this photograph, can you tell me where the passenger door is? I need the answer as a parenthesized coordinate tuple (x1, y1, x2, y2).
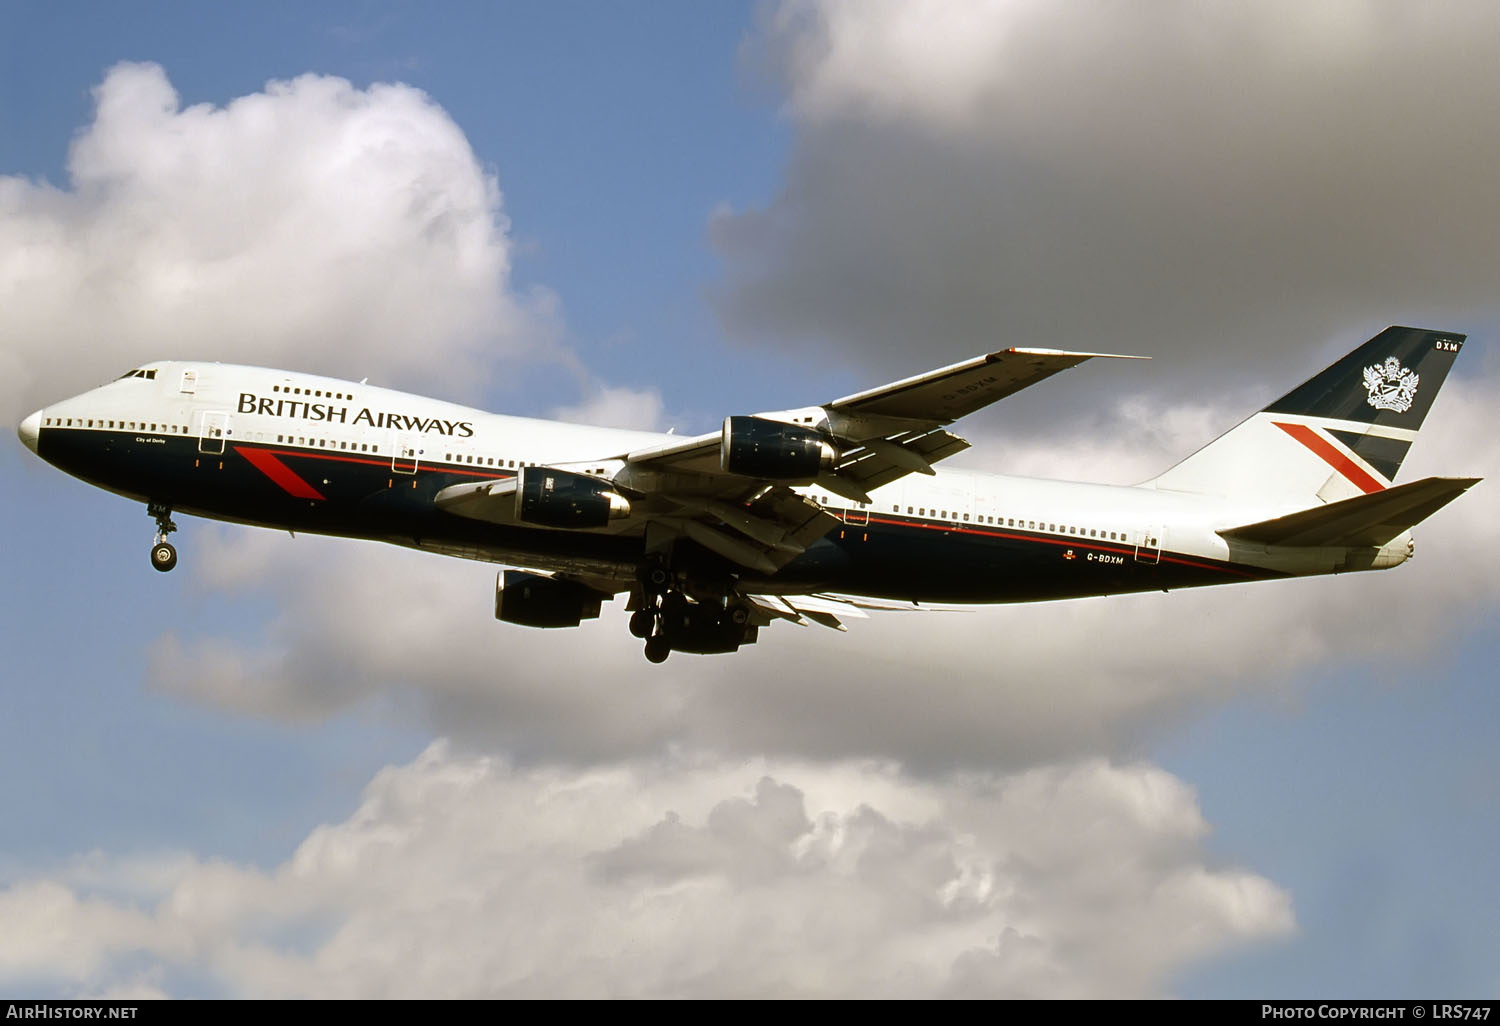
(196, 410, 229, 455)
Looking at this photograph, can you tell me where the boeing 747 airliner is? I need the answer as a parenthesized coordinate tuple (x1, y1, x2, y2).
(17, 327, 1477, 661)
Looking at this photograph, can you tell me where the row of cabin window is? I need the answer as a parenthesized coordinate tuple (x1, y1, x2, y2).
(893, 504, 1127, 542)
(272, 384, 354, 401)
(46, 420, 537, 474)
(447, 453, 522, 468)
(440, 454, 601, 473)
(50, 416, 189, 433)
(276, 435, 378, 453)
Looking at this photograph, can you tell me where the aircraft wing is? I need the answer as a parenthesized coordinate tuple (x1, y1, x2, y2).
(620, 347, 1141, 496)
(436, 464, 839, 577)
(825, 347, 1141, 423)
(439, 347, 1137, 575)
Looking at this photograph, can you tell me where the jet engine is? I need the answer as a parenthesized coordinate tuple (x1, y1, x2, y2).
(516, 467, 631, 529)
(720, 416, 838, 480)
(494, 570, 608, 628)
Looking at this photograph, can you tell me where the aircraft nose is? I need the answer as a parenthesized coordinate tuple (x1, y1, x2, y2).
(18, 410, 42, 453)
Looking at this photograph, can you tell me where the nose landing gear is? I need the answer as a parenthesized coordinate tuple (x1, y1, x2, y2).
(148, 503, 178, 573)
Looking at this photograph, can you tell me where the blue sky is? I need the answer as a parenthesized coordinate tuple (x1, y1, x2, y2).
(3, 1, 1498, 998)
(1163, 644, 1500, 997)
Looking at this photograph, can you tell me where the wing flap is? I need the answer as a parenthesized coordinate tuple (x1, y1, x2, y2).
(748, 488, 843, 551)
(748, 592, 973, 631)
(748, 593, 871, 632)
(660, 488, 841, 573)
(1218, 476, 1480, 547)
(433, 476, 520, 524)
(835, 428, 971, 492)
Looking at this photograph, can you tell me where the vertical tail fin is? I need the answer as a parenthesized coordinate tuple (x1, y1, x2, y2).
(1148, 327, 1465, 502)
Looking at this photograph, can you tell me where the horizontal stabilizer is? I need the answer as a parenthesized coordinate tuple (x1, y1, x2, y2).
(1218, 476, 1480, 547)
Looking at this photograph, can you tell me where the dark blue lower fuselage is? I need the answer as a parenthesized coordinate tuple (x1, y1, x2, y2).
(35, 427, 1270, 602)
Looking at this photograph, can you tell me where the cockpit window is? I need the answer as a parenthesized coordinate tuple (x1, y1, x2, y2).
(115, 369, 158, 380)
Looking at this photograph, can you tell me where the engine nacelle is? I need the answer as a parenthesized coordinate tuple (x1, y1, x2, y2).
(516, 467, 631, 529)
(494, 570, 607, 628)
(720, 416, 838, 480)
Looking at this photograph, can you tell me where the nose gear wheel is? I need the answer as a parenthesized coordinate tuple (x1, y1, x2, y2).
(147, 503, 179, 572)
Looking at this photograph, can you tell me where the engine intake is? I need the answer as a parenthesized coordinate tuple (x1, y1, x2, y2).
(720, 416, 837, 480)
(516, 467, 631, 529)
(494, 570, 608, 628)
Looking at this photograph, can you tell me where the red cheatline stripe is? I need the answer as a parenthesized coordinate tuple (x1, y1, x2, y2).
(1272, 421, 1385, 495)
(255, 446, 507, 478)
(235, 446, 326, 500)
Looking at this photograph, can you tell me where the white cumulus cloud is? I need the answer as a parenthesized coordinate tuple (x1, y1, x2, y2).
(0, 745, 1292, 998)
(550, 383, 669, 431)
(0, 61, 547, 423)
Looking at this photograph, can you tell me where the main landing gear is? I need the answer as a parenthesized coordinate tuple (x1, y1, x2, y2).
(631, 558, 757, 663)
(148, 502, 178, 573)
(629, 603, 672, 663)
(634, 558, 673, 663)
(644, 632, 672, 665)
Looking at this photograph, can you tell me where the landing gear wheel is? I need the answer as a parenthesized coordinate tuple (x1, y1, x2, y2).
(727, 603, 750, 626)
(147, 503, 179, 573)
(644, 634, 671, 664)
(151, 542, 178, 573)
(629, 608, 655, 639)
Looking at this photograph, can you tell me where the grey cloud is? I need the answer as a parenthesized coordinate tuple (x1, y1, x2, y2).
(716, 2, 1500, 399)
